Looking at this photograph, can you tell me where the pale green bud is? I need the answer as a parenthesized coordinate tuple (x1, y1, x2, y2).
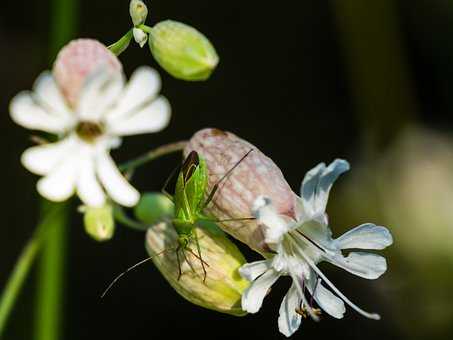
(130, 0, 148, 27)
(134, 192, 174, 225)
(145, 222, 249, 316)
(83, 205, 115, 242)
(149, 20, 219, 81)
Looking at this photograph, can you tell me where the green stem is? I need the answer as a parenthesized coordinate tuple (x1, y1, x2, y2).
(0, 203, 66, 338)
(113, 206, 148, 231)
(119, 140, 188, 173)
(108, 29, 133, 56)
(138, 24, 153, 34)
(34, 202, 69, 340)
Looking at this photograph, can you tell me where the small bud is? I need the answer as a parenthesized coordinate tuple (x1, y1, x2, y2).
(130, 0, 148, 27)
(149, 20, 219, 81)
(146, 222, 249, 316)
(134, 192, 174, 225)
(185, 128, 297, 254)
(83, 204, 115, 242)
(133, 27, 148, 48)
(53, 39, 122, 108)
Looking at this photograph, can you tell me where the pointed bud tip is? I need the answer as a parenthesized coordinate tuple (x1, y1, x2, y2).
(130, 0, 148, 27)
(83, 204, 115, 242)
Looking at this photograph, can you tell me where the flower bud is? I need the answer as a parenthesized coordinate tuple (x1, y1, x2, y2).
(83, 204, 115, 242)
(149, 20, 219, 81)
(185, 128, 297, 254)
(134, 192, 174, 225)
(145, 221, 249, 316)
(130, 0, 148, 27)
(133, 27, 148, 48)
(53, 39, 122, 108)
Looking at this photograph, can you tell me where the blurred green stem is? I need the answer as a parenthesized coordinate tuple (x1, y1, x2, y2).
(34, 202, 69, 340)
(331, 0, 418, 155)
(0, 202, 67, 338)
(119, 140, 188, 174)
(33, 0, 78, 340)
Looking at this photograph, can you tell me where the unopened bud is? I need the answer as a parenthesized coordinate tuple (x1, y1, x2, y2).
(149, 20, 219, 81)
(133, 28, 148, 48)
(185, 128, 297, 254)
(134, 192, 174, 225)
(53, 39, 122, 108)
(146, 221, 249, 316)
(83, 204, 115, 242)
(130, 0, 148, 27)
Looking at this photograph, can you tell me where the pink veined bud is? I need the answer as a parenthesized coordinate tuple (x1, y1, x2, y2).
(52, 39, 123, 108)
(185, 128, 297, 254)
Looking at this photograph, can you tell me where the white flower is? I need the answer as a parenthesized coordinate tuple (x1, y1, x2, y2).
(239, 159, 393, 337)
(10, 66, 171, 207)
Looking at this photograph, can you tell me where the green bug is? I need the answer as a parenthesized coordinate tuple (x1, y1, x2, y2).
(101, 149, 253, 297)
(163, 149, 253, 282)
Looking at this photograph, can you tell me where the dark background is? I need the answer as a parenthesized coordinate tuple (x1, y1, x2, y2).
(1, 0, 453, 339)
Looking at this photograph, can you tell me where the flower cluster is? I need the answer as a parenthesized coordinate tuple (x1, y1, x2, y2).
(10, 39, 170, 207)
(6, 1, 394, 337)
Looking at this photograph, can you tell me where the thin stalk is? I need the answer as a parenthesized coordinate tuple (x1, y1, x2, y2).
(34, 201, 69, 340)
(119, 140, 188, 173)
(0, 202, 65, 338)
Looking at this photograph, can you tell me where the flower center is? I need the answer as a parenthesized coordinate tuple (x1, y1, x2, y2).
(76, 121, 104, 143)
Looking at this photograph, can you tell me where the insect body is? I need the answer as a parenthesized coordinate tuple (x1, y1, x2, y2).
(165, 149, 253, 282)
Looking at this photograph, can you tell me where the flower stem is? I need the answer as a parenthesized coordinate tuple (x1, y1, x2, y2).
(119, 140, 188, 173)
(108, 29, 134, 56)
(0, 202, 66, 338)
(34, 201, 69, 340)
(138, 24, 153, 34)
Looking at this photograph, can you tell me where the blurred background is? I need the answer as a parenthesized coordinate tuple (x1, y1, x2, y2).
(1, 0, 453, 339)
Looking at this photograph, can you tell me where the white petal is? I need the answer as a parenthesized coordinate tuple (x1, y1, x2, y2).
(241, 269, 280, 314)
(108, 66, 161, 121)
(310, 279, 345, 319)
(292, 241, 381, 320)
(300, 159, 349, 218)
(33, 72, 72, 120)
(133, 28, 148, 48)
(76, 153, 106, 207)
(278, 283, 302, 337)
(326, 252, 388, 280)
(10, 92, 70, 133)
(37, 154, 78, 202)
(239, 260, 271, 281)
(253, 196, 290, 246)
(77, 69, 124, 121)
(96, 152, 139, 207)
(335, 224, 393, 250)
(108, 96, 171, 136)
(21, 137, 76, 175)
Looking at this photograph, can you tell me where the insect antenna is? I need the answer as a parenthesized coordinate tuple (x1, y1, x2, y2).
(161, 163, 181, 201)
(101, 248, 175, 299)
(202, 148, 254, 210)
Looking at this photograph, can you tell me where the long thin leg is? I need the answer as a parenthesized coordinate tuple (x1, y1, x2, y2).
(175, 246, 182, 281)
(193, 232, 207, 283)
(182, 248, 196, 274)
(201, 149, 254, 210)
